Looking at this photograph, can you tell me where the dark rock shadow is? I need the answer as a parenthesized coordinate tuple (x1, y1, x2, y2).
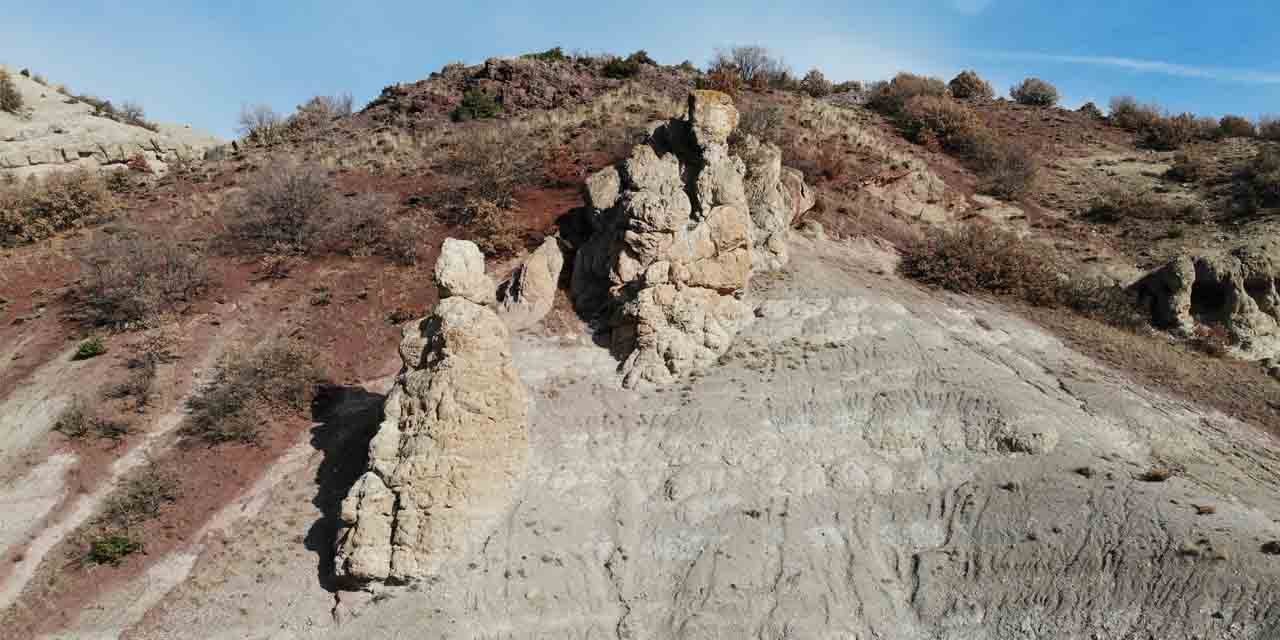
(304, 383, 385, 592)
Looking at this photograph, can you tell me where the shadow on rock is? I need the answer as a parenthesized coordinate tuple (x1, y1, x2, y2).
(304, 383, 384, 592)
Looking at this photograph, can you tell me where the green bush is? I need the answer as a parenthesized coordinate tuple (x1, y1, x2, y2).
(87, 534, 143, 565)
(602, 56, 642, 79)
(867, 73, 947, 115)
(0, 68, 22, 114)
(451, 89, 502, 121)
(522, 47, 568, 63)
(948, 70, 993, 100)
(1010, 78, 1059, 106)
(74, 337, 107, 360)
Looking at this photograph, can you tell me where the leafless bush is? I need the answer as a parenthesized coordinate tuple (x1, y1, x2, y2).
(221, 164, 336, 253)
(237, 103, 283, 143)
(181, 338, 318, 445)
(81, 233, 209, 327)
(897, 96, 1038, 198)
(711, 45, 790, 88)
(463, 197, 525, 256)
(98, 467, 179, 529)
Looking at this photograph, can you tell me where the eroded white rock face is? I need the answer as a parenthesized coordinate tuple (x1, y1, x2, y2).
(497, 236, 565, 330)
(571, 90, 815, 386)
(1133, 238, 1280, 359)
(335, 243, 528, 583)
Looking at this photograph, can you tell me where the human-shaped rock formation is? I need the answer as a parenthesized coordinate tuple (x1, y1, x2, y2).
(572, 90, 814, 386)
(334, 238, 529, 583)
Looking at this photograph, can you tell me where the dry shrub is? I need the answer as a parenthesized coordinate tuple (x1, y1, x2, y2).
(699, 65, 741, 98)
(223, 167, 414, 262)
(442, 125, 539, 206)
(867, 73, 947, 116)
(1236, 146, 1280, 211)
(82, 233, 209, 327)
(1260, 116, 1280, 141)
(221, 164, 335, 254)
(1087, 185, 1203, 223)
(464, 197, 525, 256)
(899, 95, 983, 154)
(237, 103, 283, 143)
(711, 45, 789, 87)
(181, 338, 318, 445)
(1166, 149, 1208, 182)
(1109, 97, 1162, 132)
(0, 68, 22, 113)
(974, 139, 1039, 199)
(898, 96, 1037, 198)
(98, 467, 179, 530)
(948, 70, 993, 100)
(800, 69, 833, 98)
(0, 169, 115, 245)
(1219, 115, 1257, 138)
(1142, 113, 1201, 151)
(899, 223, 1061, 305)
(1010, 78, 1059, 106)
(1058, 275, 1148, 330)
(732, 103, 786, 147)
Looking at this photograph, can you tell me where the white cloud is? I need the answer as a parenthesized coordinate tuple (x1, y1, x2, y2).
(981, 51, 1280, 85)
(948, 0, 993, 15)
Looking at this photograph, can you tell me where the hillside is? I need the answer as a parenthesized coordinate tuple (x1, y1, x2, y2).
(1, 52, 1280, 639)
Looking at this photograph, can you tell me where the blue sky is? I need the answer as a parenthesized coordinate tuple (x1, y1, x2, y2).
(6, 1, 1280, 139)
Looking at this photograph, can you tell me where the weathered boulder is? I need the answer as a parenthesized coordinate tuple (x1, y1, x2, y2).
(571, 90, 814, 386)
(497, 236, 565, 329)
(335, 241, 529, 583)
(1132, 238, 1280, 358)
(434, 238, 494, 304)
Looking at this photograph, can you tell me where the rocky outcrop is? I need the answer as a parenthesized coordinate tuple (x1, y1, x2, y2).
(571, 90, 814, 386)
(1132, 238, 1280, 358)
(335, 239, 529, 583)
(0, 64, 221, 179)
(434, 237, 495, 304)
(497, 236, 565, 329)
